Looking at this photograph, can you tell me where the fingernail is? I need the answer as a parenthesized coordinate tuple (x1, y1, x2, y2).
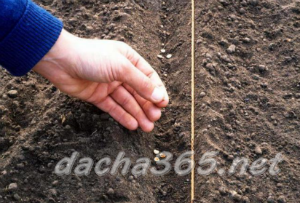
(164, 93, 169, 101)
(151, 87, 164, 102)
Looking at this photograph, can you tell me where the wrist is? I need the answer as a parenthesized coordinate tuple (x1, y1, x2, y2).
(33, 30, 78, 77)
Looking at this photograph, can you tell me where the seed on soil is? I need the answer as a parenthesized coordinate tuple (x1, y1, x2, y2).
(242, 37, 251, 43)
(255, 145, 262, 155)
(7, 90, 18, 98)
(200, 92, 206, 97)
(166, 54, 172, 59)
(153, 149, 160, 155)
(159, 153, 166, 158)
(8, 183, 18, 190)
(157, 54, 164, 59)
(154, 157, 160, 162)
(161, 49, 166, 53)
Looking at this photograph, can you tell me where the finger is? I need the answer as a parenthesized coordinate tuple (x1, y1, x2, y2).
(149, 72, 169, 107)
(84, 81, 121, 104)
(123, 84, 162, 121)
(117, 55, 166, 104)
(93, 96, 138, 131)
(123, 45, 169, 105)
(111, 86, 154, 132)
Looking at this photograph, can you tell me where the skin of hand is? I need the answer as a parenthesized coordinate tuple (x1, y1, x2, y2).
(33, 30, 169, 132)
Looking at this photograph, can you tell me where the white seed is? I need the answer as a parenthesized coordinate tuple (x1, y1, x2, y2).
(154, 149, 160, 155)
(166, 54, 172, 59)
(157, 54, 164, 59)
(160, 153, 166, 158)
(161, 49, 166, 53)
(154, 157, 160, 162)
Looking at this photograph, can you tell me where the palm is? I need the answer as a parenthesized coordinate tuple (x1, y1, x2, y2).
(33, 31, 168, 132)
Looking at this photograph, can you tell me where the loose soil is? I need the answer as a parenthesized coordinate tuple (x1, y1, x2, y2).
(0, 0, 299, 203)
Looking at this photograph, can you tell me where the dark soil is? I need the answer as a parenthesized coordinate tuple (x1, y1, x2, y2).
(0, 0, 299, 203)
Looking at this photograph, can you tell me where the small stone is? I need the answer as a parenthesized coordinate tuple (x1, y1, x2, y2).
(295, 93, 300, 99)
(166, 54, 172, 59)
(277, 183, 283, 188)
(100, 113, 110, 120)
(258, 65, 268, 73)
(206, 63, 215, 70)
(278, 195, 286, 203)
(230, 190, 243, 201)
(0, 105, 7, 114)
(107, 188, 114, 195)
(16, 163, 25, 169)
(200, 92, 206, 97)
(13, 194, 21, 201)
(1, 170, 7, 175)
(219, 38, 229, 46)
(220, 54, 231, 63)
(243, 196, 250, 203)
(218, 186, 227, 195)
(8, 183, 18, 190)
(267, 196, 275, 203)
(49, 189, 57, 196)
(7, 90, 18, 98)
(227, 44, 236, 54)
(196, 39, 202, 44)
(255, 145, 262, 155)
(205, 53, 212, 59)
(260, 83, 268, 88)
(249, 0, 258, 6)
(52, 180, 59, 186)
(269, 43, 276, 51)
(242, 37, 251, 43)
(228, 155, 234, 160)
(157, 54, 164, 59)
(239, 8, 246, 14)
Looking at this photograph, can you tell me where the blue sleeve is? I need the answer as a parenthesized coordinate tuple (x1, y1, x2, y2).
(0, 0, 63, 76)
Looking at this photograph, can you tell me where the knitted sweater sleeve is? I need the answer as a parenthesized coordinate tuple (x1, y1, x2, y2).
(0, 0, 63, 76)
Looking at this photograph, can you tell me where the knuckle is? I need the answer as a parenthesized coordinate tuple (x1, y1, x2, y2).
(121, 95, 131, 107)
(140, 77, 152, 91)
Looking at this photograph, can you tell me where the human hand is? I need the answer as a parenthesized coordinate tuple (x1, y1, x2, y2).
(33, 30, 169, 132)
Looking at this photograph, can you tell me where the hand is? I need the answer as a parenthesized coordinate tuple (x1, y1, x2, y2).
(33, 30, 169, 132)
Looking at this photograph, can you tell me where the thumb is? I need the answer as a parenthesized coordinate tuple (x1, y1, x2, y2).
(117, 56, 165, 103)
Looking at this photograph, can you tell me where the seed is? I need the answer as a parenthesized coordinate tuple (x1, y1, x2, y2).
(154, 157, 160, 162)
(157, 54, 164, 59)
(161, 49, 166, 53)
(160, 153, 166, 158)
(154, 149, 160, 155)
(166, 54, 172, 59)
